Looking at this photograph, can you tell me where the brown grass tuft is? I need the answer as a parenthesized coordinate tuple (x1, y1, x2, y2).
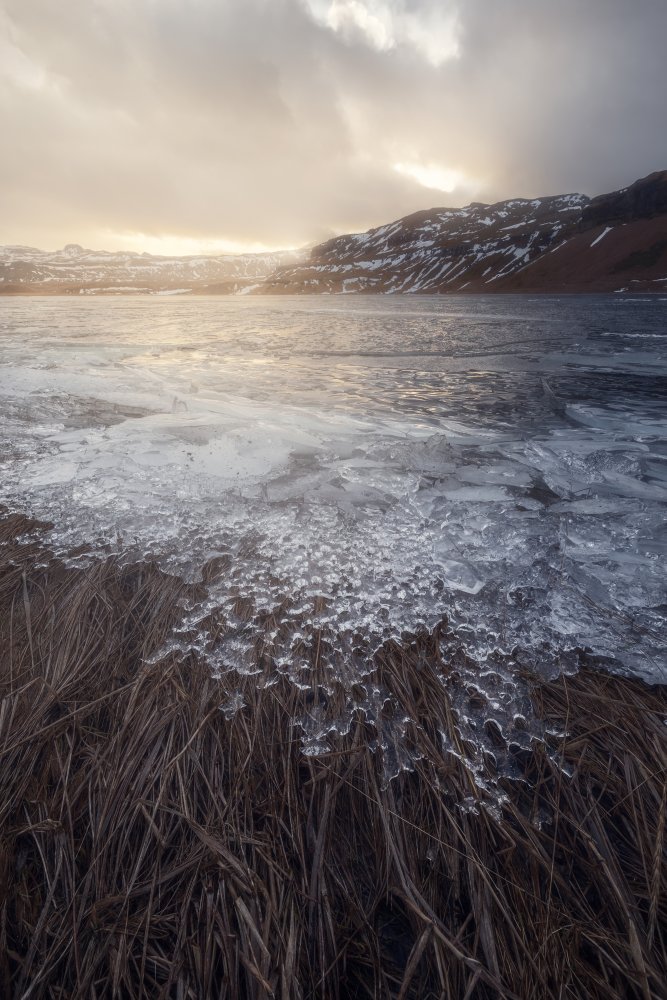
(0, 514, 665, 998)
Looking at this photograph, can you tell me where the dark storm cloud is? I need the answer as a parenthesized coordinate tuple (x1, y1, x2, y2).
(1, 0, 666, 251)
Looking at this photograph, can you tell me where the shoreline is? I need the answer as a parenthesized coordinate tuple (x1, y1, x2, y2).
(1, 287, 666, 297)
(1, 512, 666, 998)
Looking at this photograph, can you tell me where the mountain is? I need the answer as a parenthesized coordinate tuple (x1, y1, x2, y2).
(0, 244, 301, 295)
(259, 171, 667, 295)
(2, 171, 666, 295)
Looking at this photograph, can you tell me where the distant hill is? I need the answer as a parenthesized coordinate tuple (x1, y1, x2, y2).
(0, 244, 301, 295)
(2, 171, 667, 295)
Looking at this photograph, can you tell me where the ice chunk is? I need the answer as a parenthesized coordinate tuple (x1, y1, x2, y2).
(434, 555, 484, 595)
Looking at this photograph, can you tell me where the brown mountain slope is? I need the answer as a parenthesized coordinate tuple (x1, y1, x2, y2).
(495, 215, 667, 293)
(257, 170, 667, 295)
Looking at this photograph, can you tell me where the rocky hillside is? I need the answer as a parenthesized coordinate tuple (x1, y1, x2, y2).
(0, 244, 300, 295)
(259, 170, 667, 295)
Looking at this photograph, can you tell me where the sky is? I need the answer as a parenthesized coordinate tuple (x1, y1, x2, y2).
(1, 0, 666, 255)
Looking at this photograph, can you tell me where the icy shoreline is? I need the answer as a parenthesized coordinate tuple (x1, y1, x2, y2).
(1, 294, 665, 690)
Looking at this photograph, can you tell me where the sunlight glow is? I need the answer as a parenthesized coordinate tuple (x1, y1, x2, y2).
(99, 232, 292, 257)
(393, 162, 467, 193)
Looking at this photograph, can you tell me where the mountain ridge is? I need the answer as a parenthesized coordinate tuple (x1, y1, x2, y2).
(259, 170, 667, 295)
(2, 170, 666, 295)
(0, 245, 301, 296)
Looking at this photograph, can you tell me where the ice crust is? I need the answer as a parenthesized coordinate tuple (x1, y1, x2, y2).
(1, 295, 665, 781)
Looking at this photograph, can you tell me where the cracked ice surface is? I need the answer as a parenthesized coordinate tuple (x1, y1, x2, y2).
(0, 294, 666, 776)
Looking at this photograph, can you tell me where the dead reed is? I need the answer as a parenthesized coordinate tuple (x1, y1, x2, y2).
(0, 512, 665, 999)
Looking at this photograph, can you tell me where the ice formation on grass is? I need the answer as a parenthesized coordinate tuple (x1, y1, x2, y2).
(1, 294, 665, 781)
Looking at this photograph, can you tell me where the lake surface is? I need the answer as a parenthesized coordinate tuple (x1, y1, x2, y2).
(1, 295, 665, 717)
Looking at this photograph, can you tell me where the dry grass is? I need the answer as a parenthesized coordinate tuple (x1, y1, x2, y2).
(0, 512, 665, 999)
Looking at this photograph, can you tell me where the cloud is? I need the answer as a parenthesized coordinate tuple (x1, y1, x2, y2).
(303, 0, 460, 65)
(0, 0, 665, 251)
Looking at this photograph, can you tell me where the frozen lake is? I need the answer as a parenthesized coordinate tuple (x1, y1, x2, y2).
(1, 295, 666, 723)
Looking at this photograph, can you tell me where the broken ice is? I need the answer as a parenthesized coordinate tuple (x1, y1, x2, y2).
(0, 294, 665, 730)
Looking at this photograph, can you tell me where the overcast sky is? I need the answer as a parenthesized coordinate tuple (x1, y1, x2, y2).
(1, 0, 666, 254)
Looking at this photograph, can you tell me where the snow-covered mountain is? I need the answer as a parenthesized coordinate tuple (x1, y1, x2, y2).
(260, 171, 667, 295)
(261, 193, 588, 294)
(0, 244, 301, 295)
(2, 171, 666, 295)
